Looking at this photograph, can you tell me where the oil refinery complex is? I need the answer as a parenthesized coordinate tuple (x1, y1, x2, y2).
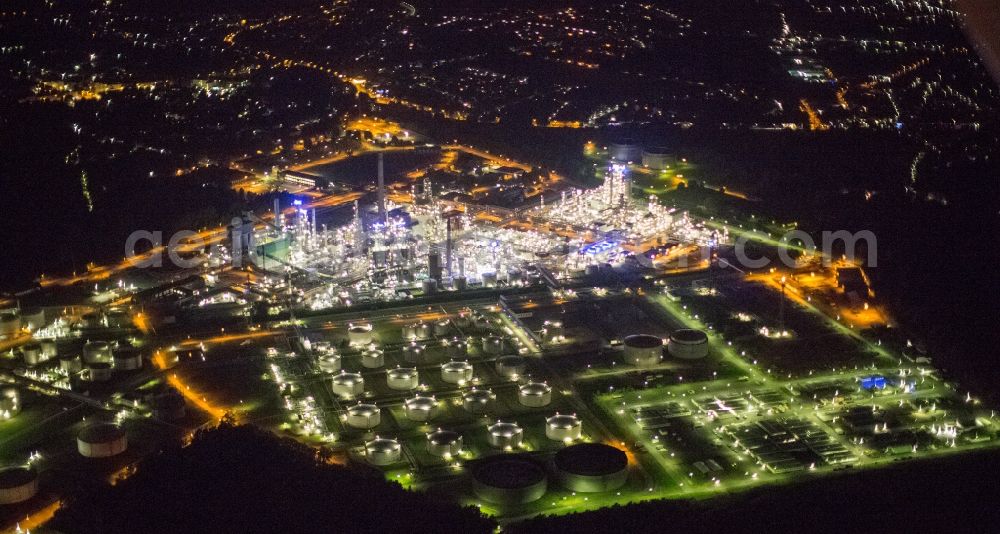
(1, 134, 998, 526)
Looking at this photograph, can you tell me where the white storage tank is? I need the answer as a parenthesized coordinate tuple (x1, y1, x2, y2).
(86, 362, 113, 382)
(21, 342, 49, 366)
(488, 421, 524, 449)
(386, 367, 419, 391)
(60, 355, 83, 374)
(331, 371, 365, 398)
(426, 429, 463, 457)
(346, 403, 381, 429)
(0, 466, 39, 505)
(610, 141, 641, 163)
(401, 323, 418, 340)
(623, 335, 664, 367)
(641, 147, 675, 170)
(317, 353, 342, 373)
(463, 388, 496, 414)
(546, 413, 583, 442)
(20, 308, 46, 331)
(401, 342, 425, 364)
(404, 395, 439, 422)
(441, 360, 474, 385)
(365, 437, 402, 466)
(82, 341, 112, 364)
(518, 382, 552, 407)
(347, 323, 374, 346)
(361, 349, 385, 369)
(77, 423, 128, 458)
(434, 320, 451, 337)
(483, 336, 504, 355)
(667, 329, 709, 359)
(0, 311, 21, 337)
(1, 387, 20, 419)
(495, 355, 527, 379)
(113, 347, 143, 371)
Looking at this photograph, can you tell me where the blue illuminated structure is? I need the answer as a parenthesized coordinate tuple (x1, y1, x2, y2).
(860, 375, 887, 391)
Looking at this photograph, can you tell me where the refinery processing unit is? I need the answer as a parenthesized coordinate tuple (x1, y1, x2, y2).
(1, 135, 998, 526)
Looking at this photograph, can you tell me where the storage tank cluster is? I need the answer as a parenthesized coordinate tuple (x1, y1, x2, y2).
(365, 437, 402, 466)
(1, 387, 20, 419)
(487, 421, 524, 449)
(0, 466, 39, 505)
(386, 367, 419, 391)
(441, 360, 474, 385)
(347, 323, 374, 346)
(77, 423, 128, 458)
(402, 322, 432, 341)
(331, 371, 365, 398)
(545, 413, 583, 442)
(20, 340, 56, 366)
(462, 388, 496, 414)
(426, 429, 463, 457)
(623, 334, 664, 367)
(667, 329, 709, 359)
(404, 395, 439, 422)
(346, 403, 381, 429)
(518, 382, 552, 407)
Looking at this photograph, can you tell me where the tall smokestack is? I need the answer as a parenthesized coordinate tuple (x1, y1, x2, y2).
(274, 197, 281, 229)
(377, 152, 386, 222)
(446, 216, 453, 278)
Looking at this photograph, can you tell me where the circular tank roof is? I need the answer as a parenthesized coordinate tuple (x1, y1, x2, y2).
(489, 422, 522, 437)
(520, 383, 551, 395)
(442, 360, 472, 371)
(366, 438, 400, 453)
(406, 396, 436, 409)
(623, 335, 662, 349)
(464, 389, 495, 401)
(472, 455, 545, 489)
(388, 367, 417, 378)
(554, 443, 628, 476)
(547, 414, 581, 428)
(670, 329, 708, 343)
(78, 423, 125, 444)
(427, 429, 461, 445)
(332, 372, 363, 384)
(0, 467, 36, 489)
(349, 403, 378, 416)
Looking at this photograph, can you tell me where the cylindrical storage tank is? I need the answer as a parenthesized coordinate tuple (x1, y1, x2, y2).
(0, 467, 39, 505)
(365, 437, 402, 466)
(441, 360, 473, 385)
(426, 429, 463, 457)
(152, 393, 186, 420)
(542, 321, 564, 343)
(404, 395, 439, 422)
(347, 323, 373, 346)
(443, 338, 468, 359)
(463, 388, 496, 414)
(317, 353, 342, 373)
(77, 423, 127, 458)
(331, 372, 364, 398)
(80, 312, 103, 329)
(0, 312, 21, 337)
(453, 276, 468, 291)
(0, 387, 20, 418)
(401, 342, 425, 364)
(82, 341, 112, 364)
(472, 455, 547, 505)
(488, 421, 524, 449)
(386, 367, 419, 391)
(553, 443, 628, 493)
(361, 349, 384, 369)
(60, 355, 83, 374)
(434, 320, 451, 337)
(346, 403, 381, 429)
(641, 148, 675, 170)
(483, 336, 504, 355)
(495, 355, 527, 379)
(40, 340, 57, 359)
(667, 329, 709, 360)
(415, 322, 433, 340)
(454, 312, 472, 328)
(546, 413, 583, 442)
(623, 334, 664, 367)
(402, 323, 418, 340)
(518, 382, 552, 407)
(113, 347, 143, 371)
(610, 141, 641, 163)
(86, 362, 113, 382)
(20, 308, 46, 331)
(421, 279, 438, 294)
(482, 272, 498, 287)
(21, 342, 47, 366)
